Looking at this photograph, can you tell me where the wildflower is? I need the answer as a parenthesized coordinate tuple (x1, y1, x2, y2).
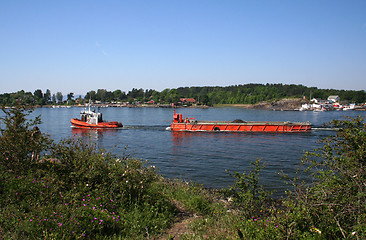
(30, 219, 32, 222)
(58, 223, 62, 226)
(310, 226, 322, 234)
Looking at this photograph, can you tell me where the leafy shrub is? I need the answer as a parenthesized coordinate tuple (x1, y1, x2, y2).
(285, 116, 366, 239)
(227, 159, 270, 216)
(0, 106, 176, 239)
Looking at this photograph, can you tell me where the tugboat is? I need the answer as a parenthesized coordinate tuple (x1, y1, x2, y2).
(169, 111, 311, 133)
(71, 104, 123, 129)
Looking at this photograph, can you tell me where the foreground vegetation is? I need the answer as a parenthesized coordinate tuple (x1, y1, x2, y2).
(1, 83, 366, 106)
(1, 106, 365, 239)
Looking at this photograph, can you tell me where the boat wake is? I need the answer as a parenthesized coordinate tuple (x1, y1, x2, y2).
(311, 127, 339, 131)
(122, 125, 169, 131)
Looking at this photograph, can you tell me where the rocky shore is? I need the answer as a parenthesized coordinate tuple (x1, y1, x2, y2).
(219, 98, 307, 111)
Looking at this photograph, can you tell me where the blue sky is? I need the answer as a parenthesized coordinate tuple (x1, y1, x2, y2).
(1, 0, 365, 95)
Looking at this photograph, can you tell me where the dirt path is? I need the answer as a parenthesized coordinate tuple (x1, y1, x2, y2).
(155, 200, 201, 240)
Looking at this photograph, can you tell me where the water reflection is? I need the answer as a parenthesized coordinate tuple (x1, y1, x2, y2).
(71, 127, 121, 148)
(170, 130, 310, 146)
(71, 127, 119, 137)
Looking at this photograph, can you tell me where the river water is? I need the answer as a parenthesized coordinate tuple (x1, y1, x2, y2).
(8, 107, 366, 194)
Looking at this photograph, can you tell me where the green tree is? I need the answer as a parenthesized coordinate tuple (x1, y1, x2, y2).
(51, 94, 56, 103)
(33, 89, 43, 99)
(44, 89, 51, 104)
(85, 90, 96, 101)
(33, 89, 45, 105)
(96, 89, 107, 102)
(56, 92, 63, 103)
(0, 105, 51, 174)
(113, 89, 126, 101)
(166, 89, 179, 103)
(67, 92, 74, 101)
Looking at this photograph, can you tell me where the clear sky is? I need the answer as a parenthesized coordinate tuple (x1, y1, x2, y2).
(1, 0, 365, 95)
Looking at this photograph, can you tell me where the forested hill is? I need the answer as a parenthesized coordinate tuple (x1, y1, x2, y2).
(1, 84, 365, 106)
(175, 84, 366, 105)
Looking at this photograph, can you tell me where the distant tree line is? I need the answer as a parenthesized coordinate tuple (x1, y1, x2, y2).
(0, 89, 72, 106)
(1, 84, 365, 106)
(175, 84, 366, 105)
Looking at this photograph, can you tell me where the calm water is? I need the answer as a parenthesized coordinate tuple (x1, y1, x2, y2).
(5, 107, 366, 194)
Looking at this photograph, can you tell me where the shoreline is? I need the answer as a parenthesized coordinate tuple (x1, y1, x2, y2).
(15, 97, 366, 111)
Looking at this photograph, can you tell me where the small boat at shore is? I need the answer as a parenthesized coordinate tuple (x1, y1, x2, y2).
(169, 111, 311, 133)
(71, 104, 123, 129)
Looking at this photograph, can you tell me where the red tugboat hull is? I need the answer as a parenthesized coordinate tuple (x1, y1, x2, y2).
(170, 112, 311, 133)
(71, 118, 122, 129)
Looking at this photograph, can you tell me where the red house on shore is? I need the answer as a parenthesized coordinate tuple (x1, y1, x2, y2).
(179, 98, 196, 104)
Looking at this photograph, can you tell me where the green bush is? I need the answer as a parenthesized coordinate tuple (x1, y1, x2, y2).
(227, 159, 270, 216)
(0, 106, 176, 239)
(284, 116, 366, 239)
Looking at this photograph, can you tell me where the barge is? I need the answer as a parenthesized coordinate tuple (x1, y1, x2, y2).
(71, 104, 123, 129)
(169, 111, 311, 133)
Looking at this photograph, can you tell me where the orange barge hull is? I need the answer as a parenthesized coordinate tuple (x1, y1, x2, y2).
(170, 112, 311, 133)
(71, 118, 123, 129)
